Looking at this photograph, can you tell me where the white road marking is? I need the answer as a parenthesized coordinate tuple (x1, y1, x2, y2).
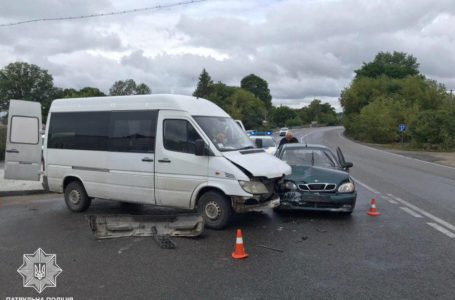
(299, 129, 325, 141)
(388, 193, 455, 233)
(336, 129, 455, 171)
(400, 207, 423, 218)
(296, 127, 455, 239)
(350, 177, 380, 194)
(426, 222, 455, 239)
(382, 195, 398, 204)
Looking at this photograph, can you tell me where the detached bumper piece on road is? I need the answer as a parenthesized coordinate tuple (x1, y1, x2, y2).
(88, 214, 204, 248)
(278, 191, 356, 212)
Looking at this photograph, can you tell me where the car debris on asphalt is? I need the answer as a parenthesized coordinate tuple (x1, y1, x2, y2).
(88, 213, 204, 240)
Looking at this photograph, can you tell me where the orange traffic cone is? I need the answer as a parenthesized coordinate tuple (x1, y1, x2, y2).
(232, 229, 248, 259)
(367, 198, 380, 216)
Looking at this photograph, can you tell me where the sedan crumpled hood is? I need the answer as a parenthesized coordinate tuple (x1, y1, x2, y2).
(223, 151, 291, 179)
(286, 165, 350, 184)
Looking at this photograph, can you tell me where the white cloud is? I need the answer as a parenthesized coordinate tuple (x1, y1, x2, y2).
(1, 0, 455, 112)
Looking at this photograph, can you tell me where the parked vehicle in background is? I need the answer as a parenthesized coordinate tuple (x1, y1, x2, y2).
(245, 130, 256, 136)
(4, 95, 291, 229)
(274, 143, 356, 214)
(249, 131, 277, 155)
(279, 127, 289, 136)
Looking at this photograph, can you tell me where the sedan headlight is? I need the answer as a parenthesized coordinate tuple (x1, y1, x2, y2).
(338, 182, 355, 193)
(239, 180, 269, 194)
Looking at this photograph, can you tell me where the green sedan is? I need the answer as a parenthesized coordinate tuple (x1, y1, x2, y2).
(275, 143, 356, 214)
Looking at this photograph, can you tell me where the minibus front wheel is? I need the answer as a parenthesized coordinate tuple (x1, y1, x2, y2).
(197, 190, 233, 230)
(64, 180, 92, 212)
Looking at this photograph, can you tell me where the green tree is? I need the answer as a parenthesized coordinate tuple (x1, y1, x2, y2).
(63, 87, 106, 98)
(355, 51, 419, 79)
(270, 106, 297, 127)
(352, 97, 400, 143)
(240, 74, 272, 109)
(340, 51, 454, 149)
(0, 62, 54, 111)
(193, 69, 213, 99)
(206, 82, 236, 111)
(110, 79, 136, 96)
(135, 83, 151, 95)
(109, 79, 151, 96)
(286, 116, 302, 127)
(226, 88, 266, 129)
(300, 99, 338, 125)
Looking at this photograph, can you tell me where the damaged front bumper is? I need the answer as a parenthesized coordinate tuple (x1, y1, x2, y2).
(88, 213, 204, 239)
(277, 191, 357, 212)
(232, 194, 280, 213)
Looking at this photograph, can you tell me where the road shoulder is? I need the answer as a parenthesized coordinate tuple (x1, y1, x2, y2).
(340, 131, 455, 169)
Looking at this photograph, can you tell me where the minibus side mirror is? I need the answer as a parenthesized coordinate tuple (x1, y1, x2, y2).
(195, 139, 208, 156)
(255, 138, 263, 148)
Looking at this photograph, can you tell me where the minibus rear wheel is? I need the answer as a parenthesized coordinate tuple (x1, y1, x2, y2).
(64, 181, 91, 212)
(197, 191, 233, 229)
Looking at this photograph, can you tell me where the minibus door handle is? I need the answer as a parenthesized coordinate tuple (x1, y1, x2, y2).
(158, 158, 171, 163)
(142, 157, 154, 162)
(6, 149, 19, 153)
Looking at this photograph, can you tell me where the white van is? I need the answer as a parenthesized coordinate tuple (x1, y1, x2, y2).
(4, 95, 291, 229)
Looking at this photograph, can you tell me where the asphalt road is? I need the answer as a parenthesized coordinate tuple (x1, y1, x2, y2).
(1, 127, 454, 300)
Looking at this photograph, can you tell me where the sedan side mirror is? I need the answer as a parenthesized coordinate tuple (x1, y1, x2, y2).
(343, 162, 353, 169)
(195, 139, 208, 156)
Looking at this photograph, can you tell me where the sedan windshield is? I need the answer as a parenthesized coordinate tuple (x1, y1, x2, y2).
(280, 148, 338, 168)
(194, 116, 254, 151)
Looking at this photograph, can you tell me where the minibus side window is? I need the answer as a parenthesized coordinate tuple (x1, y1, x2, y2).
(163, 119, 201, 154)
(48, 112, 109, 151)
(109, 111, 157, 153)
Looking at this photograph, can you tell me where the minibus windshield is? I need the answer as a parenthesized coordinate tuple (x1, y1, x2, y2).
(194, 116, 254, 152)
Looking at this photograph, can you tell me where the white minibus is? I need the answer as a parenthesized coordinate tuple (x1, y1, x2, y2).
(4, 95, 291, 228)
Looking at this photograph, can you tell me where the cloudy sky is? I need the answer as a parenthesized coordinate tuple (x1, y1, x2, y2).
(1, 0, 455, 111)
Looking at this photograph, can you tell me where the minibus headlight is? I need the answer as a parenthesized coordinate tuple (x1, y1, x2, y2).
(338, 182, 355, 193)
(239, 180, 269, 194)
(283, 181, 297, 191)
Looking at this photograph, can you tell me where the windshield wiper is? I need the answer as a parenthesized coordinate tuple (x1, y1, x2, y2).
(238, 146, 255, 150)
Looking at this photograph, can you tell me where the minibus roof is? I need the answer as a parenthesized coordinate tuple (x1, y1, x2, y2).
(50, 94, 229, 117)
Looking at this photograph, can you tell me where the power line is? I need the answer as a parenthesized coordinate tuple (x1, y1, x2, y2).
(0, 0, 206, 27)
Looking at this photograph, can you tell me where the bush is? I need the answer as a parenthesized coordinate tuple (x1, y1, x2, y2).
(286, 116, 302, 127)
(0, 126, 6, 161)
(347, 98, 399, 143)
(410, 110, 455, 150)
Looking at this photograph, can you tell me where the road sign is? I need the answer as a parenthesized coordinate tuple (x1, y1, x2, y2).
(399, 124, 407, 132)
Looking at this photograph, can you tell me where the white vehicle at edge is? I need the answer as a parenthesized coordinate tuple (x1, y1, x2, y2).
(4, 95, 291, 229)
(249, 132, 277, 155)
(279, 127, 288, 136)
(234, 119, 246, 131)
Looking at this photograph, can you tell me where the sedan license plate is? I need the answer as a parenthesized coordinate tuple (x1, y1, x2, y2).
(302, 194, 331, 203)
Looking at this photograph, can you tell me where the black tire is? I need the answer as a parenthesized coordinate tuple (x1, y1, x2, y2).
(197, 191, 233, 229)
(64, 181, 91, 212)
